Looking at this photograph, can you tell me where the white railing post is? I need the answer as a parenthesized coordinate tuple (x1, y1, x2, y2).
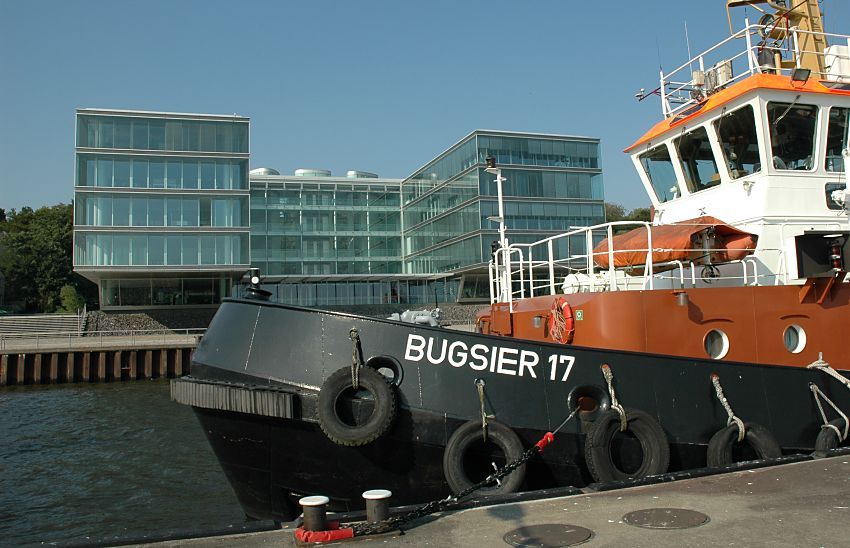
(744, 18, 755, 73)
(645, 223, 655, 290)
(792, 27, 801, 69)
(660, 69, 668, 117)
(548, 239, 556, 295)
(586, 229, 595, 292)
(528, 248, 535, 297)
(607, 224, 616, 291)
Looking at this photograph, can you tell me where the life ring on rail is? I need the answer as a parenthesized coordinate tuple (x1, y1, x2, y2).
(443, 419, 526, 495)
(549, 297, 575, 344)
(317, 366, 397, 447)
(815, 418, 848, 454)
(706, 422, 781, 467)
(584, 408, 670, 482)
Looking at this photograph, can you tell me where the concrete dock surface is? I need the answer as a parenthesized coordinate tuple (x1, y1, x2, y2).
(137, 454, 850, 547)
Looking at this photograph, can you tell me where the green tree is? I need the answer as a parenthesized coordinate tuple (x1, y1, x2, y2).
(0, 204, 95, 312)
(59, 284, 86, 313)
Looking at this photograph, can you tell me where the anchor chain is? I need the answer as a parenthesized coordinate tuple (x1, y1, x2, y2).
(711, 373, 746, 442)
(475, 378, 495, 443)
(347, 409, 577, 537)
(809, 383, 849, 442)
(349, 328, 362, 389)
(601, 364, 627, 431)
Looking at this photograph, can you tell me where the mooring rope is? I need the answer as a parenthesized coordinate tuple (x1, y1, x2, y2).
(711, 373, 746, 442)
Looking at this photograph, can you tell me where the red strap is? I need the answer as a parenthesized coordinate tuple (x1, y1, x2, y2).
(535, 432, 555, 452)
(295, 521, 355, 543)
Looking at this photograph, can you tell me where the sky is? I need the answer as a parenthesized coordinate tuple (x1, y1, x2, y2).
(2, 0, 849, 212)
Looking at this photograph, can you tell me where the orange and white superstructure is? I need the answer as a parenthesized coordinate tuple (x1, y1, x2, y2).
(479, 0, 850, 366)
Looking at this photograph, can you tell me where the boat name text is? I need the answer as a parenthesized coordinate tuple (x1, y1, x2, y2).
(403, 334, 575, 382)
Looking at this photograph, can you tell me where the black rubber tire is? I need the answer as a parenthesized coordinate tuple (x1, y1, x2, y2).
(317, 366, 396, 447)
(584, 408, 670, 482)
(815, 419, 847, 453)
(706, 422, 781, 467)
(443, 419, 526, 496)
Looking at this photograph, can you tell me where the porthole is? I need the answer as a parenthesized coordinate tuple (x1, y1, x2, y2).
(704, 329, 729, 360)
(783, 324, 807, 354)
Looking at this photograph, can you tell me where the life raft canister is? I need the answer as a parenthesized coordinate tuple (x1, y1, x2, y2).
(317, 366, 397, 447)
(549, 296, 575, 344)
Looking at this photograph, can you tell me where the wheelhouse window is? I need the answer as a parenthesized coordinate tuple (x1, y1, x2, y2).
(675, 127, 720, 192)
(714, 104, 761, 180)
(767, 101, 818, 170)
(825, 107, 849, 172)
(639, 144, 680, 202)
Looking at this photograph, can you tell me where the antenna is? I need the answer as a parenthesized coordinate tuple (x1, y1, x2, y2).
(685, 21, 693, 67)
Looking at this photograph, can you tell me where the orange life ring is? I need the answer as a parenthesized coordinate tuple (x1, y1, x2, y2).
(549, 297, 575, 344)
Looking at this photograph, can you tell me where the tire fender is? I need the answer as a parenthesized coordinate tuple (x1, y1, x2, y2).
(317, 366, 397, 447)
(706, 422, 781, 467)
(443, 419, 526, 496)
(815, 418, 847, 453)
(584, 408, 670, 483)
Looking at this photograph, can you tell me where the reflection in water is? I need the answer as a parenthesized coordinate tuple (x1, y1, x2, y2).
(0, 381, 246, 545)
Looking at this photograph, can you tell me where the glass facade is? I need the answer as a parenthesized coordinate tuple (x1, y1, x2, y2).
(402, 131, 604, 274)
(250, 176, 402, 276)
(73, 109, 250, 308)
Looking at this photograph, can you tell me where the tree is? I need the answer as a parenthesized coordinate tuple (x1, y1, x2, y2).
(0, 208, 6, 223)
(0, 204, 96, 312)
(604, 203, 627, 223)
(604, 202, 652, 224)
(59, 284, 86, 313)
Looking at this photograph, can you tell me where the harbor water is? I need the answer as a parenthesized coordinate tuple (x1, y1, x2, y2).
(0, 381, 250, 546)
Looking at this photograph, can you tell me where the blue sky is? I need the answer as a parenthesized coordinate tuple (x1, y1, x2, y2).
(2, 0, 849, 212)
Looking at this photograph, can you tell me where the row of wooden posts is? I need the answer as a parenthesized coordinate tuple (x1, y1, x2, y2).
(0, 347, 194, 386)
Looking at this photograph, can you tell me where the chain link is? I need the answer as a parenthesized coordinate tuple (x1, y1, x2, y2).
(348, 409, 577, 537)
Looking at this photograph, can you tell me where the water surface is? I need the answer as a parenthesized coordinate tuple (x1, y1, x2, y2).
(0, 381, 248, 546)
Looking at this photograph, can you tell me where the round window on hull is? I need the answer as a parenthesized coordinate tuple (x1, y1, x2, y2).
(704, 329, 730, 360)
(783, 325, 807, 354)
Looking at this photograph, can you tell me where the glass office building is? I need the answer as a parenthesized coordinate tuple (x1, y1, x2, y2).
(73, 109, 250, 308)
(401, 130, 604, 299)
(248, 169, 455, 306)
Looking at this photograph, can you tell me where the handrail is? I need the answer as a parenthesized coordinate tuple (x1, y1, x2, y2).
(658, 21, 850, 117)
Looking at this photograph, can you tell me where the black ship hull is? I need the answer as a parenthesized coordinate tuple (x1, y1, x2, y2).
(175, 298, 850, 521)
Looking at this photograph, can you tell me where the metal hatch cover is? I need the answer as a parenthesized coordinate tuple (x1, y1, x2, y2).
(503, 523, 594, 547)
(622, 507, 710, 529)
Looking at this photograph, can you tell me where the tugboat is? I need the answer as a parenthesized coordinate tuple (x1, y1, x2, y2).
(173, 0, 850, 522)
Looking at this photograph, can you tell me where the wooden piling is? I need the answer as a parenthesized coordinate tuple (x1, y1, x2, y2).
(158, 350, 167, 378)
(128, 351, 137, 380)
(16, 354, 25, 384)
(143, 350, 152, 379)
(32, 354, 42, 384)
(96, 352, 106, 382)
(1, 354, 8, 386)
(81, 352, 90, 382)
(112, 350, 122, 381)
(48, 353, 59, 384)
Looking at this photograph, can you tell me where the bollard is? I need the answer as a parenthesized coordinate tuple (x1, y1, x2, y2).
(362, 489, 392, 523)
(299, 495, 330, 531)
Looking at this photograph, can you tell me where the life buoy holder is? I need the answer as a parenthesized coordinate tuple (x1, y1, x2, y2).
(317, 366, 397, 447)
(549, 297, 575, 344)
(706, 422, 781, 467)
(442, 419, 526, 495)
(584, 408, 670, 482)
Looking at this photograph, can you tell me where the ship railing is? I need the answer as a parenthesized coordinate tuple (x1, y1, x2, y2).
(660, 20, 850, 117)
(489, 223, 788, 305)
